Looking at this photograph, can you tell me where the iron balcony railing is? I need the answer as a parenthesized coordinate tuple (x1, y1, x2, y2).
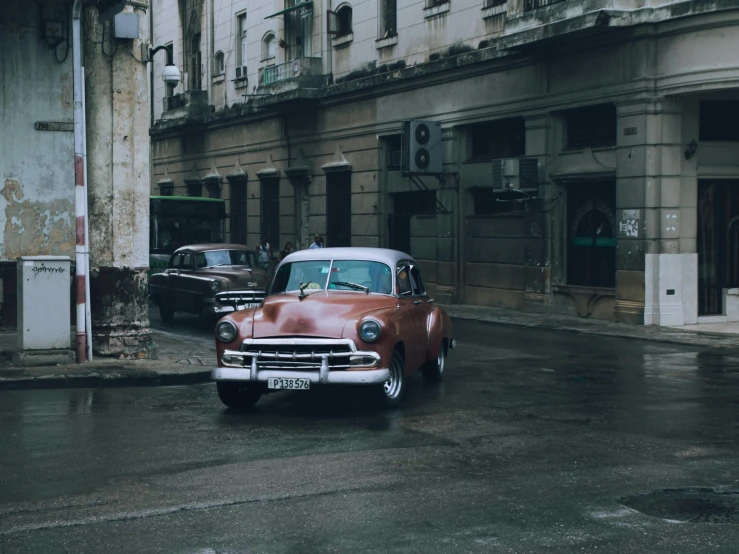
(524, 0, 567, 10)
(263, 60, 295, 85)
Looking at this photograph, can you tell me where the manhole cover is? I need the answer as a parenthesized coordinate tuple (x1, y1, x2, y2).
(621, 488, 739, 523)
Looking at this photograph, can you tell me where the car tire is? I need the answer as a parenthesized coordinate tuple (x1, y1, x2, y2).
(216, 381, 263, 411)
(421, 341, 446, 382)
(159, 303, 175, 322)
(380, 349, 406, 407)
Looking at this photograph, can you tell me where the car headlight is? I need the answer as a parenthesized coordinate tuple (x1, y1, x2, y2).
(210, 280, 221, 292)
(359, 320, 381, 342)
(216, 320, 238, 343)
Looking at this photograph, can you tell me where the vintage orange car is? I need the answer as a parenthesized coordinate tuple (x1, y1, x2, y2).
(211, 247, 455, 410)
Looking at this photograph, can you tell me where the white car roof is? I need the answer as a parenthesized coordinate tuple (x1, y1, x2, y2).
(279, 247, 415, 267)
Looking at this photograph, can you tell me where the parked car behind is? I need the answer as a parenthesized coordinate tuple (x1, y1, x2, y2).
(149, 243, 270, 324)
(211, 247, 455, 410)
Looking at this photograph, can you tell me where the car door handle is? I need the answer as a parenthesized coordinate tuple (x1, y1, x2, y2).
(413, 300, 422, 305)
(427, 298, 435, 303)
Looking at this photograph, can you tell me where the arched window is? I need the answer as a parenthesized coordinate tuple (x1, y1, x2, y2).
(262, 33, 277, 61)
(214, 51, 225, 76)
(328, 5, 353, 38)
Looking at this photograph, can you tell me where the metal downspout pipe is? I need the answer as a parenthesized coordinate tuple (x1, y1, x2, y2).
(72, 0, 90, 362)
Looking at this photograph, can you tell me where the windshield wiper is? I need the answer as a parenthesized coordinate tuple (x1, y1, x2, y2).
(298, 281, 313, 299)
(332, 281, 369, 294)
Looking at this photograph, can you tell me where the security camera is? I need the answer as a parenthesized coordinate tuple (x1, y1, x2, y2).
(162, 64, 181, 88)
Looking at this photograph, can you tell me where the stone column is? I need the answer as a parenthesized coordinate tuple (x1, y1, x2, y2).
(522, 115, 551, 313)
(85, 3, 154, 357)
(615, 98, 696, 325)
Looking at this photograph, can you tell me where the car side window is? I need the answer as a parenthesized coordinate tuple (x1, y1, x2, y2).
(410, 266, 426, 296)
(195, 253, 207, 268)
(169, 254, 180, 269)
(396, 264, 412, 296)
(181, 253, 193, 270)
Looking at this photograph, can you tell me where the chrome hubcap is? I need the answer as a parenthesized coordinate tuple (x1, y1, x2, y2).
(383, 361, 402, 399)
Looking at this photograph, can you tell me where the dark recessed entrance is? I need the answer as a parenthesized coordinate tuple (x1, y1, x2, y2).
(326, 171, 352, 247)
(698, 180, 739, 315)
(388, 190, 436, 254)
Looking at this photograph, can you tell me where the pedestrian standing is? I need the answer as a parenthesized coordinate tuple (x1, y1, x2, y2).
(256, 237, 272, 269)
(309, 234, 324, 249)
(279, 241, 293, 261)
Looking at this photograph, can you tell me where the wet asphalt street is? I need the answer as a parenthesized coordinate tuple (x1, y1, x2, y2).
(2, 321, 739, 553)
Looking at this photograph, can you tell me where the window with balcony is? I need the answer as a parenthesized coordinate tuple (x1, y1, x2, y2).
(564, 104, 617, 149)
(328, 4, 353, 38)
(467, 117, 526, 161)
(483, 0, 506, 7)
(188, 33, 202, 90)
(426, 0, 448, 8)
(262, 32, 277, 61)
(379, 0, 397, 38)
(524, 0, 566, 11)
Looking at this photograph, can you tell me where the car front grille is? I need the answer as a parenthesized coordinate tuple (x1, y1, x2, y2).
(215, 290, 266, 306)
(238, 338, 373, 371)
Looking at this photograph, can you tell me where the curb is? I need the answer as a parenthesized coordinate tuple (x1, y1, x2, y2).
(448, 314, 739, 351)
(0, 369, 212, 391)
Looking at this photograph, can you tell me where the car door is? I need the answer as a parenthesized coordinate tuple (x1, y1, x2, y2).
(165, 253, 185, 307)
(395, 261, 427, 371)
(175, 251, 200, 313)
(409, 264, 434, 361)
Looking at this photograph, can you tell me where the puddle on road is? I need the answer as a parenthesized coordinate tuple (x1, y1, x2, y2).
(621, 488, 739, 523)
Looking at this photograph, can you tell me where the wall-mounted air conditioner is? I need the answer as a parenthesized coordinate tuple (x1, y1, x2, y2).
(492, 157, 540, 191)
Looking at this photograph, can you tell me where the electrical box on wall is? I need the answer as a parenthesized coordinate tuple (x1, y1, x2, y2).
(17, 256, 71, 351)
(114, 12, 139, 40)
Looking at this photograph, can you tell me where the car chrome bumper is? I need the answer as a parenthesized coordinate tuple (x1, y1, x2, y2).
(211, 367, 390, 385)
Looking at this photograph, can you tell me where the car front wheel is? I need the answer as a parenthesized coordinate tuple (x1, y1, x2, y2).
(216, 381, 263, 411)
(381, 350, 407, 407)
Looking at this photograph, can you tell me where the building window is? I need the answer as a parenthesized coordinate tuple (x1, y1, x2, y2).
(700, 101, 739, 142)
(483, 0, 506, 6)
(385, 135, 402, 169)
(567, 182, 616, 288)
(379, 0, 397, 38)
(564, 104, 616, 149)
(262, 32, 276, 61)
(328, 5, 353, 38)
(214, 51, 225, 76)
(426, 0, 448, 7)
(467, 118, 526, 161)
(237, 12, 247, 73)
(188, 33, 202, 90)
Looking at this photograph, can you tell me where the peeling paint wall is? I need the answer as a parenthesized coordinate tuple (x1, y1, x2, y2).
(0, 1, 75, 261)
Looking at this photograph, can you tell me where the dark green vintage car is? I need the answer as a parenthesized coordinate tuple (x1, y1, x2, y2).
(149, 243, 270, 323)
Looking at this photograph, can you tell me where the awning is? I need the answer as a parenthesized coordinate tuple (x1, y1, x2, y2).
(265, 1, 313, 19)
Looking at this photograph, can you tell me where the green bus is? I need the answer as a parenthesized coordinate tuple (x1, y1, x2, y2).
(150, 196, 227, 272)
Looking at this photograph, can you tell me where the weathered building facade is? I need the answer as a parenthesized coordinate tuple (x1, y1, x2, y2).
(150, 0, 739, 327)
(1, 0, 153, 357)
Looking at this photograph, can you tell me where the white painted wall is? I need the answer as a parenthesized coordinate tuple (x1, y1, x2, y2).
(0, 1, 75, 262)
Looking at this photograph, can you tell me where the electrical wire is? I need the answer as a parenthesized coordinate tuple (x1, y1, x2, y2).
(101, 20, 119, 58)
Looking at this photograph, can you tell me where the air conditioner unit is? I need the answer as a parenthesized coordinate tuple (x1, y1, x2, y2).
(492, 157, 540, 191)
(400, 120, 443, 175)
(235, 66, 245, 79)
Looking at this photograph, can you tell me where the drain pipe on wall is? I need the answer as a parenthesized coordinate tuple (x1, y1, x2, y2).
(72, 0, 90, 363)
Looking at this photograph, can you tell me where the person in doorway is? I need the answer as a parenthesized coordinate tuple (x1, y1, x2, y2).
(279, 242, 293, 261)
(309, 234, 324, 249)
(256, 237, 272, 270)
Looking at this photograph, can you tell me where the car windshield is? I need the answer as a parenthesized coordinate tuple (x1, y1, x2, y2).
(195, 249, 255, 268)
(270, 260, 393, 295)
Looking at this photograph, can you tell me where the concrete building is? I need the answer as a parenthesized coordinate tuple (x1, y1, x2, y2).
(150, 0, 739, 327)
(1, 0, 154, 358)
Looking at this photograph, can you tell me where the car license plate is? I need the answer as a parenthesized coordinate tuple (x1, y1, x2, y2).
(268, 377, 310, 390)
(237, 302, 261, 310)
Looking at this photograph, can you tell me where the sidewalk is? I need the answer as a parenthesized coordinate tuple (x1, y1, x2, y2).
(1, 304, 737, 390)
(0, 327, 216, 390)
